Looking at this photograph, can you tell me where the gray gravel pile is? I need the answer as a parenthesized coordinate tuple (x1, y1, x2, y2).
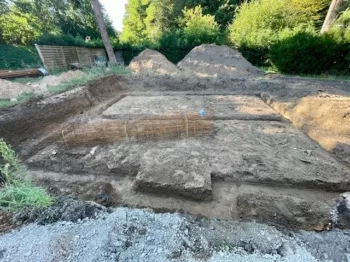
(0, 207, 349, 261)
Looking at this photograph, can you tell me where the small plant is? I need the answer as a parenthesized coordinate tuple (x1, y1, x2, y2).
(0, 92, 38, 109)
(0, 139, 52, 211)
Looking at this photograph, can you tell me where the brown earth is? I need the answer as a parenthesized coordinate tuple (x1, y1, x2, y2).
(129, 49, 180, 76)
(36, 70, 85, 91)
(178, 44, 264, 78)
(261, 81, 350, 166)
(1, 46, 350, 230)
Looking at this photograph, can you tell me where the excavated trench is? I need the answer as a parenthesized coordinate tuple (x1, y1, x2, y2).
(1, 75, 350, 231)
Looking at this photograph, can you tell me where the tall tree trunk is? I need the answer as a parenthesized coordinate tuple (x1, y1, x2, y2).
(321, 0, 345, 34)
(91, 0, 117, 65)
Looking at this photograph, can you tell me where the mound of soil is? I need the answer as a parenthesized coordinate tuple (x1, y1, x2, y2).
(37, 70, 86, 91)
(0, 79, 36, 100)
(128, 49, 180, 76)
(178, 44, 264, 78)
(13, 196, 107, 225)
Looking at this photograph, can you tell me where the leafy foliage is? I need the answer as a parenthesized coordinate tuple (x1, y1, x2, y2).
(180, 6, 221, 46)
(120, 0, 240, 46)
(0, 0, 116, 46)
(0, 12, 39, 45)
(182, 0, 242, 28)
(328, 8, 350, 43)
(227, 0, 350, 74)
(229, 0, 328, 49)
(270, 31, 350, 75)
(0, 44, 41, 69)
(120, 0, 150, 45)
(0, 139, 52, 211)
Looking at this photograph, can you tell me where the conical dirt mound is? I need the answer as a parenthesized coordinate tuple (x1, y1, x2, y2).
(129, 49, 180, 76)
(178, 44, 264, 78)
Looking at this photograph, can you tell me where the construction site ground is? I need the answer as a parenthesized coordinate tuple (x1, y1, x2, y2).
(0, 45, 350, 261)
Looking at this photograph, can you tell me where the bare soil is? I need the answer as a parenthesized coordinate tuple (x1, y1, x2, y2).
(0, 47, 349, 232)
(129, 49, 180, 76)
(178, 44, 264, 78)
(36, 70, 85, 91)
(0, 79, 36, 99)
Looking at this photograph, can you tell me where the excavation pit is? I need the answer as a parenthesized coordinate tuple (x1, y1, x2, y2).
(3, 80, 348, 230)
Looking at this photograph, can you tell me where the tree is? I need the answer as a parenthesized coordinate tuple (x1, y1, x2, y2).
(229, 0, 328, 49)
(144, 0, 184, 43)
(180, 6, 220, 45)
(0, 10, 39, 45)
(321, 0, 346, 33)
(184, 0, 242, 28)
(91, 0, 116, 64)
(120, 0, 150, 45)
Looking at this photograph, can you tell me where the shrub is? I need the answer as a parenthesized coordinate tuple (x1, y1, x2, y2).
(228, 0, 329, 65)
(180, 6, 222, 46)
(270, 32, 350, 75)
(0, 13, 39, 45)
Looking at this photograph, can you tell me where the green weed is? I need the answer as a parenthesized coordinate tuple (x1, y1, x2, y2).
(0, 92, 38, 108)
(0, 139, 52, 211)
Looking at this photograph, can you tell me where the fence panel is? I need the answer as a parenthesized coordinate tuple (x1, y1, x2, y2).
(35, 45, 106, 71)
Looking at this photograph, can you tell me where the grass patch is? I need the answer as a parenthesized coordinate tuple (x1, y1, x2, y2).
(48, 66, 131, 94)
(0, 92, 38, 108)
(0, 139, 52, 211)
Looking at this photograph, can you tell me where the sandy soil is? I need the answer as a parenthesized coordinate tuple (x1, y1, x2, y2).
(36, 70, 85, 91)
(0, 79, 36, 99)
(178, 44, 264, 78)
(129, 49, 180, 76)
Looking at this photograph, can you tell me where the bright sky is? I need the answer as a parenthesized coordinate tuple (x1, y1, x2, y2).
(100, 0, 128, 32)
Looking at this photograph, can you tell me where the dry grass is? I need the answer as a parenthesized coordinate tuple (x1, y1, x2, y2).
(46, 114, 213, 148)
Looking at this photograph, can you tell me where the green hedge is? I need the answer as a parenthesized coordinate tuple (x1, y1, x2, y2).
(270, 32, 350, 75)
(0, 45, 41, 69)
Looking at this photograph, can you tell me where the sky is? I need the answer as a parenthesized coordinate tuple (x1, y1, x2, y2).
(100, 0, 128, 32)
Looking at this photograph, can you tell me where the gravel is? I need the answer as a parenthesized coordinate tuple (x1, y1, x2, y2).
(0, 207, 350, 262)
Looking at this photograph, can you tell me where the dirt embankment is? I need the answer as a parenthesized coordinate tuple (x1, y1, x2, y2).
(178, 44, 264, 78)
(262, 81, 350, 166)
(36, 70, 86, 91)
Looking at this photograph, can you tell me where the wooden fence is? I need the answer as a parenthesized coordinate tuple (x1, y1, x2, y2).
(35, 45, 106, 71)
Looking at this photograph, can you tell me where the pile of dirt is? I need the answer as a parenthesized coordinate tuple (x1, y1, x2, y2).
(178, 44, 264, 78)
(36, 70, 86, 91)
(0, 79, 36, 100)
(128, 49, 180, 76)
(0, 211, 16, 234)
(13, 196, 107, 225)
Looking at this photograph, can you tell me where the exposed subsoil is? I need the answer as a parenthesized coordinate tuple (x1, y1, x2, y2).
(0, 44, 350, 261)
(0, 79, 36, 100)
(178, 44, 264, 78)
(129, 49, 180, 76)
